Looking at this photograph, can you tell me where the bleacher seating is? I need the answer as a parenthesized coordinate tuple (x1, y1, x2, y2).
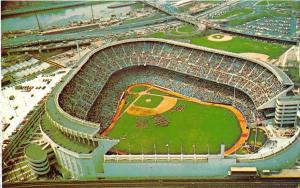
(58, 41, 285, 130)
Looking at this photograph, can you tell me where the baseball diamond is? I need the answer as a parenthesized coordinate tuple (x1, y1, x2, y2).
(2, 1, 300, 184)
(104, 84, 248, 155)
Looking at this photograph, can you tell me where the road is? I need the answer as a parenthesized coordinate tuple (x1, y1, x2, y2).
(2, 16, 177, 49)
(3, 0, 238, 49)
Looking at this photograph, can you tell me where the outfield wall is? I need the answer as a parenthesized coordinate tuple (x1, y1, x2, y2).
(102, 136, 300, 177)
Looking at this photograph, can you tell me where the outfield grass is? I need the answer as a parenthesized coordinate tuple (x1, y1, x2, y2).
(214, 8, 253, 19)
(148, 88, 179, 98)
(134, 94, 163, 108)
(108, 93, 241, 154)
(130, 85, 149, 93)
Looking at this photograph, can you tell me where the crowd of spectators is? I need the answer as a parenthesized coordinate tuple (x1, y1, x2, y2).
(59, 41, 284, 130)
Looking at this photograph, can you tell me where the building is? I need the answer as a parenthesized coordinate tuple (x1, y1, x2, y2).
(25, 144, 50, 175)
(275, 96, 300, 127)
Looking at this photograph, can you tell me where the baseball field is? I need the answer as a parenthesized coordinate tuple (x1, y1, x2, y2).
(103, 84, 249, 155)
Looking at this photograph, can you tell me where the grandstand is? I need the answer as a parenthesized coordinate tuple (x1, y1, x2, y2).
(42, 38, 295, 179)
(57, 38, 293, 130)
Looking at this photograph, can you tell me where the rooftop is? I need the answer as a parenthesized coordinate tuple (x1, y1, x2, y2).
(41, 114, 96, 154)
(25, 144, 47, 161)
(278, 95, 300, 100)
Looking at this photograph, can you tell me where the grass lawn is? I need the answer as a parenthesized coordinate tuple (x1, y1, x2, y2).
(146, 31, 289, 59)
(134, 94, 163, 108)
(148, 32, 168, 38)
(214, 8, 253, 19)
(177, 24, 197, 33)
(190, 36, 290, 59)
(108, 93, 241, 154)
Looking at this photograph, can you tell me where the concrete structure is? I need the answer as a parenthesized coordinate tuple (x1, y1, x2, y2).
(41, 38, 297, 179)
(220, 144, 225, 158)
(275, 96, 300, 127)
(24, 144, 50, 175)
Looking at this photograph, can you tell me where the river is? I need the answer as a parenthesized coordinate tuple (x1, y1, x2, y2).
(2, 2, 135, 33)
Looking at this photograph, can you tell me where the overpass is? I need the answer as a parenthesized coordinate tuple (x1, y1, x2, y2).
(144, 1, 199, 26)
(2, 16, 177, 49)
(143, 0, 297, 44)
(143, 0, 240, 31)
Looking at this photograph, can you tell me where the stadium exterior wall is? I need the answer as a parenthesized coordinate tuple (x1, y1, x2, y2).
(40, 122, 118, 179)
(46, 38, 293, 140)
(42, 38, 296, 179)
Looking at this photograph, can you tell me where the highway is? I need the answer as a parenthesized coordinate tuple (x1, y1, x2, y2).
(2, 16, 176, 49)
(4, 178, 300, 188)
(3, 0, 237, 49)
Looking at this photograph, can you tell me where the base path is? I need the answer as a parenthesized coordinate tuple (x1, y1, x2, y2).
(102, 83, 249, 155)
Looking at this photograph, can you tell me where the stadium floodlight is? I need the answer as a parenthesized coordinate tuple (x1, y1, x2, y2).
(76, 41, 81, 60)
(207, 144, 210, 156)
(166, 144, 169, 155)
(255, 126, 258, 148)
(192, 144, 196, 155)
(128, 143, 131, 155)
(90, 3, 94, 23)
(141, 144, 144, 155)
(181, 144, 183, 155)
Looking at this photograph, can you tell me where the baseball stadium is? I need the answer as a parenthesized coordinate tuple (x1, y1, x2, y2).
(2, 0, 300, 186)
(39, 38, 299, 179)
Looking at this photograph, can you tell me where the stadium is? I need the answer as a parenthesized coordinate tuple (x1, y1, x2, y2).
(40, 38, 299, 178)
